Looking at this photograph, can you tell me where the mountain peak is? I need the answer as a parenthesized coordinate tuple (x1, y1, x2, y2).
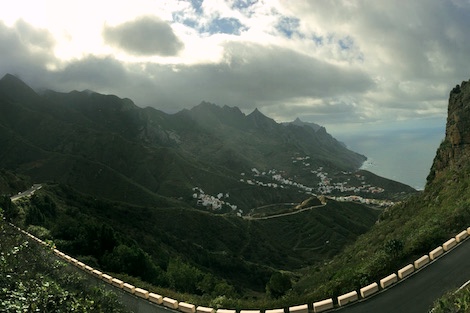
(0, 74, 39, 103)
(192, 101, 219, 111)
(250, 107, 262, 115)
(285, 117, 322, 132)
(247, 108, 278, 129)
(247, 108, 267, 119)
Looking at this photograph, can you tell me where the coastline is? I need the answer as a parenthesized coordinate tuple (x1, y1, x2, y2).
(357, 156, 425, 191)
(359, 157, 376, 171)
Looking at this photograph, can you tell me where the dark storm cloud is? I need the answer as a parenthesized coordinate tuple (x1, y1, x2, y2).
(0, 20, 133, 98)
(5, 0, 468, 127)
(0, 20, 55, 82)
(103, 16, 184, 56)
(293, 1, 470, 83)
(0, 35, 374, 117)
(126, 42, 374, 112)
(21, 40, 372, 117)
(50, 56, 132, 92)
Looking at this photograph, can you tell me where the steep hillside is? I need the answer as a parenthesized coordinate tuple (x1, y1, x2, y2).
(427, 80, 470, 186)
(179, 102, 365, 174)
(0, 73, 419, 307)
(290, 78, 470, 303)
(0, 214, 128, 312)
(283, 118, 322, 132)
(6, 183, 380, 303)
(0, 169, 31, 195)
(0, 74, 413, 210)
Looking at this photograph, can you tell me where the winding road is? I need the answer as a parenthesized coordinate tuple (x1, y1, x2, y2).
(339, 236, 470, 313)
(98, 236, 470, 313)
(244, 203, 326, 220)
(10, 184, 42, 202)
(10, 186, 470, 312)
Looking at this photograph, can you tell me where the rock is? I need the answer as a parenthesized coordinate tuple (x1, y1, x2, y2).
(427, 79, 470, 185)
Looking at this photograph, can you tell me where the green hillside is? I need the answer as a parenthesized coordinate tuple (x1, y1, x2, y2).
(0, 74, 413, 210)
(285, 79, 470, 305)
(6, 183, 379, 303)
(0, 210, 128, 312)
(0, 73, 420, 308)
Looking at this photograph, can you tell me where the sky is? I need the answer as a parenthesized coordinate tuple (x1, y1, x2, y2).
(0, 0, 469, 135)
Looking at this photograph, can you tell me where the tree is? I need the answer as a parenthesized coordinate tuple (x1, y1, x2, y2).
(101, 244, 166, 286)
(266, 272, 292, 298)
(0, 196, 18, 221)
(384, 239, 404, 259)
(31, 194, 57, 218)
(98, 224, 117, 254)
(25, 205, 45, 226)
(166, 258, 203, 294)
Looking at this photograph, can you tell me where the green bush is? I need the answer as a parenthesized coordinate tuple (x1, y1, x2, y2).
(1, 196, 18, 220)
(266, 272, 292, 298)
(0, 218, 129, 312)
(432, 286, 470, 313)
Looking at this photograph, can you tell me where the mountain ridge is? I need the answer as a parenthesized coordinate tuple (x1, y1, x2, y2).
(284, 117, 322, 132)
(292, 77, 470, 304)
(0, 73, 415, 209)
(0, 73, 422, 307)
(0, 74, 40, 103)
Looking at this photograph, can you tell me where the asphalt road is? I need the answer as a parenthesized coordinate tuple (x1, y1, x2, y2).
(244, 203, 326, 220)
(43, 235, 178, 313)
(10, 184, 42, 202)
(338, 237, 470, 313)
(10, 186, 469, 313)
(73, 236, 470, 313)
(99, 280, 177, 313)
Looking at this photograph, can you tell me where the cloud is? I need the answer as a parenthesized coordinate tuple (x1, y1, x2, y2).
(277, 0, 470, 124)
(0, 20, 56, 82)
(284, 1, 470, 82)
(0, 0, 469, 132)
(218, 42, 373, 103)
(49, 56, 132, 93)
(124, 42, 374, 113)
(27, 40, 372, 120)
(103, 16, 184, 56)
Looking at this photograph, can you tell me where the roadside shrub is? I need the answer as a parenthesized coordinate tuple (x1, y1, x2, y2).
(432, 286, 470, 313)
(0, 218, 128, 312)
(266, 272, 292, 298)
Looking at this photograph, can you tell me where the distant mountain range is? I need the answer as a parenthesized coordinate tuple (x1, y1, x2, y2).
(283, 117, 322, 131)
(0, 73, 421, 303)
(0, 73, 413, 211)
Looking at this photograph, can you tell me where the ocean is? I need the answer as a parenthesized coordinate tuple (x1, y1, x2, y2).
(335, 126, 445, 190)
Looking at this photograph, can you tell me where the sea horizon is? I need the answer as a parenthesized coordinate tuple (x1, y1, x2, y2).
(335, 124, 445, 190)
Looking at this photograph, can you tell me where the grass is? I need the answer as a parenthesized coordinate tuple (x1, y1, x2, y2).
(287, 163, 470, 303)
(432, 285, 470, 313)
(5, 183, 382, 308)
(0, 211, 129, 312)
(3, 167, 469, 310)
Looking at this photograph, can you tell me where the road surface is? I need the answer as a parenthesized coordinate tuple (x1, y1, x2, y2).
(10, 186, 469, 312)
(10, 184, 42, 202)
(244, 203, 326, 220)
(339, 237, 470, 313)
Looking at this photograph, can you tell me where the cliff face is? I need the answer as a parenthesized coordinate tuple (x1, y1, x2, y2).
(427, 79, 470, 186)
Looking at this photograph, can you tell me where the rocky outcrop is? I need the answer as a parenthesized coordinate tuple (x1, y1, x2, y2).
(447, 81, 470, 146)
(427, 79, 470, 185)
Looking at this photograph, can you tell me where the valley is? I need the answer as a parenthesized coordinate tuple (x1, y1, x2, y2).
(4, 74, 470, 312)
(1, 2, 469, 311)
(193, 164, 399, 218)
